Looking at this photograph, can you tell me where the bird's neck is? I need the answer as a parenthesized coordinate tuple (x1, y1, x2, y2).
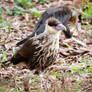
(44, 25, 60, 50)
(45, 24, 61, 35)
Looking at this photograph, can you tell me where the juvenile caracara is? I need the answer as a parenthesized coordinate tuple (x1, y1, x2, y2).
(3, 17, 67, 74)
(16, 6, 74, 46)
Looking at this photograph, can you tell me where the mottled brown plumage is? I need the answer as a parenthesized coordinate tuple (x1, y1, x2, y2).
(3, 17, 66, 74)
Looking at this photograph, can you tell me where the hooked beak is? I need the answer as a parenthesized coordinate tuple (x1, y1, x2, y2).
(56, 24, 72, 38)
(56, 24, 66, 31)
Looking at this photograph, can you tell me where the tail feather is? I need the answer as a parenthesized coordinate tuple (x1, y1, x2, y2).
(10, 53, 27, 65)
(1, 53, 27, 68)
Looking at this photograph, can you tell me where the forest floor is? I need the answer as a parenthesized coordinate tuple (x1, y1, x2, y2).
(0, 0, 92, 92)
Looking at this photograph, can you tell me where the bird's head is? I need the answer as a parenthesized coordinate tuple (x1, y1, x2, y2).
(46, 17, 66, 35)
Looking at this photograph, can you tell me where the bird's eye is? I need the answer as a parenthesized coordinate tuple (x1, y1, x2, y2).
(48, 22, 58, 27)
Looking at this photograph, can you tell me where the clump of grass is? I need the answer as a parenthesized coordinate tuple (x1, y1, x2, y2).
(0, 48, 7, 61)
(15, 0, 33, 9)
(37, 0, 50, 4)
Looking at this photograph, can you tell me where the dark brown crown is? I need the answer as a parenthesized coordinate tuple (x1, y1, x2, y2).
(47, 17, 60, 27)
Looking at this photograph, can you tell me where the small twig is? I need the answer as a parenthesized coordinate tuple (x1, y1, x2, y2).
(64, 37, 87, 47)
(62, 36, 87, 48)
(72, 37, 87, 47)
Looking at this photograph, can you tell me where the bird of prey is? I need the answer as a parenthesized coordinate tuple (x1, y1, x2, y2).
(16, 6, 73, 47)
(3, 17, 67, 74)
